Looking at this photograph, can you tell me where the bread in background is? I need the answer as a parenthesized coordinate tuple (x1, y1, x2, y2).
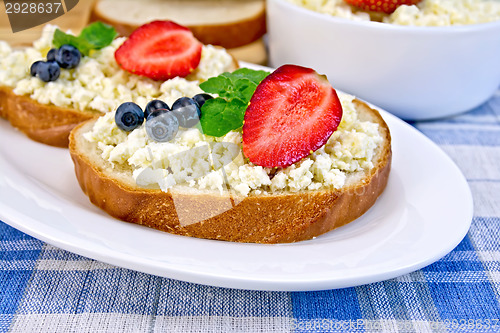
(90, 0, 267, 64)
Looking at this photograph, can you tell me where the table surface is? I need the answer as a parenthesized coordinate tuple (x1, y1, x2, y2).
(1, 4, 500, 333)
(1, 92, 499, 333)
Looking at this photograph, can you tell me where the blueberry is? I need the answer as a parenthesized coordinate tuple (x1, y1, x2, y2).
(144, 99, 170, 119)
(146, 110, 179, 142)
(193, 93, 213, 108)
(115, 102, 144, 132)
(46, 48, 57, 61)
(55, 44, 81, 69)
(30, 60, 43, 77)
(171, 97, 201, 128)
(36, 61, 60, 82)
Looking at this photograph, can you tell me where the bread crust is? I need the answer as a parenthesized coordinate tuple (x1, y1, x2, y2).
(90, 1, 266, 49)
(0, 86, 9, 120)
(0, 86, 100, 147)
(69, 99, 392, 244)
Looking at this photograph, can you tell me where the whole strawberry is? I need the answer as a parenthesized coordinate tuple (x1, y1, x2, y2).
(344, 0, 421, 14)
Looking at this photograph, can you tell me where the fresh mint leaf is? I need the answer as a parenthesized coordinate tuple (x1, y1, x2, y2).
(53, 29, 86, 49)
(228, 68, 270, 85)
(53, 22, 117, 56)
(199, 76, 233, 96)
(200, 98, 246, 137)
(235, 79, 257, 102)
(78, 22, 118, 50)
(199, 68, 270, 137)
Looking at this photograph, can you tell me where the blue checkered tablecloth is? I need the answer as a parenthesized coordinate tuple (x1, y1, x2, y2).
(1, 90, 500, 332)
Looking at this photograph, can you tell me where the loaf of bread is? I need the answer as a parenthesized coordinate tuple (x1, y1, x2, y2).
(69, 98, 391, 244)
(90, 0, 267, 63)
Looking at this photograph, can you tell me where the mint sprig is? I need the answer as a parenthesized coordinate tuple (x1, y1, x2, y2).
(53, 22, 118, 56)
(199, 68, 270, 137)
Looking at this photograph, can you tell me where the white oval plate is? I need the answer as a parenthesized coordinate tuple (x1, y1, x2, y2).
(0, 95, 472, 292)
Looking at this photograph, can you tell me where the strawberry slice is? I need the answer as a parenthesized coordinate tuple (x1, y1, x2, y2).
(115, 21, 202, 81)
(242, 64, 342, 168)
(344, 0, 421, 14)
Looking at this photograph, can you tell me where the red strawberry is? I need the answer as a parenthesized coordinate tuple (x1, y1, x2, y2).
(115, 21, 202, 81)
(344, 0, 421, 14)
(242, 64, 343, 168)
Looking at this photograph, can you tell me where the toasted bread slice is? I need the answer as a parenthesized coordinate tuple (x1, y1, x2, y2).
(90, 0, 266, 49)
(0, 86, 100, 147)
(69, 99, 391, 244)
(0, 47, 238, 148)
(0, 86, 10, 120)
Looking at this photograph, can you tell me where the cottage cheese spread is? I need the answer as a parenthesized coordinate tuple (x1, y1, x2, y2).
(84, 92, 383, 196)
(287, 0, 500, 26)
(0, 25, 235, 113)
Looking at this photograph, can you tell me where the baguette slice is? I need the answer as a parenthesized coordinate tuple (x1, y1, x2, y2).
(90, 0, 266, 49)
(69, 99, 392, 244)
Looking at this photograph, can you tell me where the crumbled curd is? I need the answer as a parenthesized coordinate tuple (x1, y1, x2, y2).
(84, 92, 383, 196)
(287, 0, 500, 26)
(0, 25, 235, 113)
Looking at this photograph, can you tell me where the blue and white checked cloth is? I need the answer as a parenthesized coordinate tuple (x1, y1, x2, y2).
(1, 90, 500, 332)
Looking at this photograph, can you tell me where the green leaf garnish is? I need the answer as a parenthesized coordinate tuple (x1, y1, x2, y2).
(224, 68, 270, 85)
(53, 22, 118, 56)
(199, 68, 270, 137)
(200, 98, 246, 137)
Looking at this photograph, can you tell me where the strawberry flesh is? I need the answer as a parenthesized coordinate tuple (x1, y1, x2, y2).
(344, 0, 421, 14)
(242, 64, 343, 168)
(115, 21, 202, 81)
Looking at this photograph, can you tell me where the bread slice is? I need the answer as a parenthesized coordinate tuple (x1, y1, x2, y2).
(90, 0, 266, 49)
(0, 86, 100, 147)
(69, 99, 392, 244)
(0, 48, 238, 148)
(0, 86, 11, 120)
(227, 38, 268, 65)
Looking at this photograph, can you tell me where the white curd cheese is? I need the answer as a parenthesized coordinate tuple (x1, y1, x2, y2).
(287, 0, 500, 26)
(84, 92, 383, 196)
(287, 0, 371, 21)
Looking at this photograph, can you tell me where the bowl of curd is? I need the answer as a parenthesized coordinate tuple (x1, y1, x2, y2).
(267, 0, 500, 120)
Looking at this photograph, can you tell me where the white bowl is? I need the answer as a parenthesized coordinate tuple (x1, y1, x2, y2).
(267, 0, 500, 120)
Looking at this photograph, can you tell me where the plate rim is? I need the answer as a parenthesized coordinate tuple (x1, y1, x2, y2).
(0, 68, 473, 291)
